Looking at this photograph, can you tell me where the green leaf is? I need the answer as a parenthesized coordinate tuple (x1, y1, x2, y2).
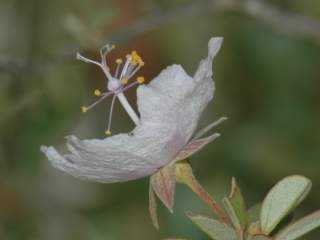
(223, 177, 247, 231)
(188, 213, 237, 240)
(260, 175, 312, 235)
(151, 164, 176, 212)
(223, 198, 240, 230)
(275, 210, 320, 240)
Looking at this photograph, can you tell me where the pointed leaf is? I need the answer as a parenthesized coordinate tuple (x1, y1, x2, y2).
(223, 198, 240, 229)
(260, 175, 312, 234)
(223, 177, 247, 232)
(188, 213, 237, 240)
(175, 133, 220, 161)
(151, 164, 176, 212)
(223, 198, 244, 239)
(275, 210, 320, 240)
(149, 181, 159, 229)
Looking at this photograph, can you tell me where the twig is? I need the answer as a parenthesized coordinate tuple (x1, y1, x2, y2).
(239, 0, 320, 40)
(1, 0, 320, 74)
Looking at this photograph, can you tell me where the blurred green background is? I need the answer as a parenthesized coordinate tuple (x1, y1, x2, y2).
(0, 0, 320, 239)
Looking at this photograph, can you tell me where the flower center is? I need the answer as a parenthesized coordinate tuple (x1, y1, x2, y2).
(77, 44, 145, 135)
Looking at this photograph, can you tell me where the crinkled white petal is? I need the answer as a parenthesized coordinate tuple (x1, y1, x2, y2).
(41, 37, 223, 183)
(137, 37, 223, 143)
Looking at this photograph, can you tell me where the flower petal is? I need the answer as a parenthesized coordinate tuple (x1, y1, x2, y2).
(192, 37, 223, 109)
(41, 114, 188, 183)
(137, 64, 194, 126)
(41, 146, 149, 183)
(137, 37, 223, 151)
(194, 37, 223, 83)
(41, 118, 186, 183)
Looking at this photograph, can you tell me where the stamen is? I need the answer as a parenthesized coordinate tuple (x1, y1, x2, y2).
(126, 65, 142, 80)
(130, 51, 138, 65)
(137, 76, 145, 84)
(119, 55, 132, 81)
(130, 51, 144, 66)
(106, 94, 117, 136)
(115, 58, 123, 78)
(94, 89, 101, 96)
(139, 60, 145, 66)
(126, 64, 136, 75)
(119, 76, 146, 94)
(81, 106, 88, 113)
(105, 130, 112, 136)
(121, 79, 128, 85)
(121, 80, 139, 92)
(81, 91, 113, 112)
(115, 58, 123, 64)
(117, 51, 144, 82)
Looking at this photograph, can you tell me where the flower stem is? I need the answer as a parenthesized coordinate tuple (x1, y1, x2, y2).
(186, 174, 229, 224)
(175, 160, 229, 224)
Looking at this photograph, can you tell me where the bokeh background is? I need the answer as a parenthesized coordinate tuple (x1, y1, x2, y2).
(1, 0, 320, 239)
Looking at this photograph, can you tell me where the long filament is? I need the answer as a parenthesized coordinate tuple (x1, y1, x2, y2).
(85, 92, 113, 111)
(119, 56, 131, 80)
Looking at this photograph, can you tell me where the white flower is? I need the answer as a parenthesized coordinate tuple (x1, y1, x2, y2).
(40, 37, 224, 184)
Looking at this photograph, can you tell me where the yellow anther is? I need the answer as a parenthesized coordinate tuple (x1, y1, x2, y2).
(138, 59, 145, 66)
(81, 106, 88, 113)
(131, 51, 138, 57)
(131, 57, 138, 65)
(94, 89, 101, 96)
(137, 76, 145, 84)
(105, 129, 112, 135)
(115, 58, 123, 64)
(121, 79, 128, 85)
(129, 50, 144, 66)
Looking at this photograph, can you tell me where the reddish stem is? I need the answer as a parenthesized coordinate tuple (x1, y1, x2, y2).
(187, 175, 230, 224)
